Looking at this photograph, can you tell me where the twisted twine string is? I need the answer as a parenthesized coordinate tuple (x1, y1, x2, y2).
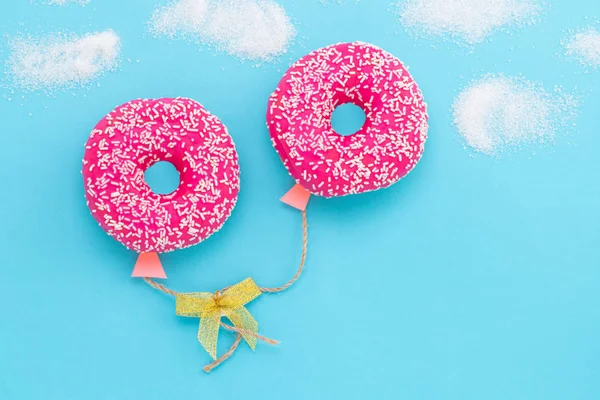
(203, 334, 242, 373)
(144, 210, 308, 372)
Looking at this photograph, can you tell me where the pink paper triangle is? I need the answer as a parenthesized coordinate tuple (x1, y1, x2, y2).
(132, 252, 167, 279)
(281, 184, 311, 211)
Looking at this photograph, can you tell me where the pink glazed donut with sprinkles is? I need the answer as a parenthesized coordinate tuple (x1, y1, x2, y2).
(82, 98, 240, 261)
(267, 42, 428, 204)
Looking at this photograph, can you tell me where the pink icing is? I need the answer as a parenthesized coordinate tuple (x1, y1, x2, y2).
(82, 98, 240, 254)
(267, 42, 428, 198)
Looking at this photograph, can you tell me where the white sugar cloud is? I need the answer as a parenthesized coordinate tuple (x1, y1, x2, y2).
(564, 28, 600, 69)
(7, 30, 121, 91)
(452, 76, 577, 155)
(149, 0, 295, 61)
(44, 0, 90, 5)
(398, 0, 541, 44)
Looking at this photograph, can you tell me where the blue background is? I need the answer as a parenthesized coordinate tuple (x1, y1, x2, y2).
(1, 0, 599, 399)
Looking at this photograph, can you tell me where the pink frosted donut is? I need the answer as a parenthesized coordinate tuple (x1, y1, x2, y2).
(267, 42, 428, 198)
(82, 98, 240, 254)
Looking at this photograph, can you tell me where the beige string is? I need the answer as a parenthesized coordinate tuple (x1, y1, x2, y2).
(144, 209, 308, 372)
(203, 334, 242, 373)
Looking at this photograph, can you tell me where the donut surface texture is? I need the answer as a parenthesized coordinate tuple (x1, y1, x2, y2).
(267, 42, 428, 198)
(83, 98, 240, 253)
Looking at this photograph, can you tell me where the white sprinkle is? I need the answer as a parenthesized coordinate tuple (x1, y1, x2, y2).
(452, 75, 578, 155)
(7, 30, 121, 91)
(149, 0, 296, 61)
(564, 28, 600, 69)
(398, 0, 541, 44)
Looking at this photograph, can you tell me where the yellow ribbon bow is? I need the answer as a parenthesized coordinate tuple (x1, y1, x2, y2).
(175, 277, 262, 360)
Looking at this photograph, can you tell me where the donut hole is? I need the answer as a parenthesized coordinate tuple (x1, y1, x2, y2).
(144, 161, 181, 195)
(331, 102, 367, 136)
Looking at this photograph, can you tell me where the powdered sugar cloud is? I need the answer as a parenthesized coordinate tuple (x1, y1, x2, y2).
(44, 0, 90, 5)
(398, 0, 541, 45)
(6, 30, 121, 91)
(452, 75, 578, 155)
(149, 0, 295, 61)
(564, 28, 600, 69)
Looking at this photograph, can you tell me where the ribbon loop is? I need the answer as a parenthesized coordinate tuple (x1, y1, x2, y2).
(175, 278, 262, 360)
